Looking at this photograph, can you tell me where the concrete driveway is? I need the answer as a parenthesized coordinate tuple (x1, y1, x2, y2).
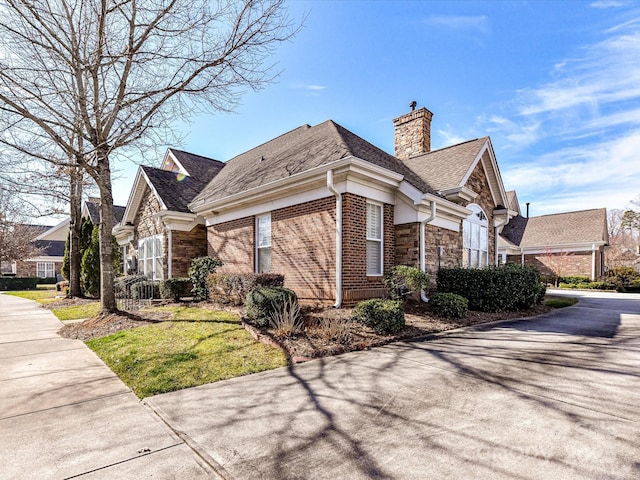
(146, 290, 640, 479)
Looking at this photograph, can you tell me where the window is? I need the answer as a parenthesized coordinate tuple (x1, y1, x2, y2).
(137, 235, 163, 280)
(463, 204, 489, 268)
(256, 213, 271, 273)
(36, 262, 55, 278)
(1, 261, 16, 274)
(366, 202, 383, 276)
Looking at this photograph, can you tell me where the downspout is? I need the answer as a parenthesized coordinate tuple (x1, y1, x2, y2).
(327, 170, 342, 308)
(419, 200, 437, 302)
(494, 214, 511, 265)
(591, 243, 596, 280)
(167, 229, 173, 279)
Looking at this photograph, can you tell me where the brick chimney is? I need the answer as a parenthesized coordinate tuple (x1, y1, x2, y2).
(393, 105, 434, 160)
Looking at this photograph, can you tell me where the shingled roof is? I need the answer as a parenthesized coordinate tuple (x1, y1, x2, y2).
(32, 240, 66, 257)
(84, 198, 126, 225)
(191, 120, 435, 207)
(142, 152, 224, 213)
(500, 208, 608, 248)
(402, 137, 488, 192)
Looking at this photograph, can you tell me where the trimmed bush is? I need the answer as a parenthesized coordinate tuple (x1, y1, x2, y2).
(384, 265, 429, 300)
(188, 257, 223, 301)
(0, 277, 39, 291)
(558, 276, 590, 285)
(353, 298, 405, 335)
(159, 278, 191, 301)
(131, 281, 160, 300)
(245, 287, 298, 327)
(207, 273, 284, 304)
(39, 277, 57, 285)
(428, 293, 468, 318)
(437, 265, 545, 312)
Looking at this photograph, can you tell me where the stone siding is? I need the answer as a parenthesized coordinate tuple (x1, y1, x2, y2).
(464, 160, 496, 263)
(393, 107, 433, 160)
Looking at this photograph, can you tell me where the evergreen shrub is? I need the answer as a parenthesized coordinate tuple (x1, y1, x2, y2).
(188, 257, 223, 301)
(245, 287, 298, 327)
(428, 293, 468, 318)
(353, 298, 405, 334)
(384, 265, 429, 300)
(437, 264, 545, 312)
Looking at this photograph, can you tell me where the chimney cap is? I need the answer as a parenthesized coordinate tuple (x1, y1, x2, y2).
(410, 100, 417, 111)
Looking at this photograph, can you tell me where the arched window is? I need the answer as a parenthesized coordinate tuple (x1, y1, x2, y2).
(463, 204, 489, 268)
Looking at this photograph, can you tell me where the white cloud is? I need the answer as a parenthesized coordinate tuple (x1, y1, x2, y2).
(436, 124, 466, 147)
(290, 83, 327, 92)
(481, 115, 540, 149)
(423, 15, 490, 35)
(590, 1, 627, 8)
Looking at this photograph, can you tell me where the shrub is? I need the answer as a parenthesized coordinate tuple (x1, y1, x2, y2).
(159, 278, 191, 301)
(353, 298, 405, 335)
(558, 276, 590, 285)
(606, 266, 639, 285)
(207, 273, 284, 304)
(188, 257, 223, 301)
(316, 315, 352, 344)
(428, 293, 468, 318)
(39, 277, 57, 285)
(131, 281, 160, 300)
(437, 264, 544, 312)
(384, 265, 429, 300)
(268, 296, 303, 338)
(245, 287, 299, 327)
(0, 277, 39, 291)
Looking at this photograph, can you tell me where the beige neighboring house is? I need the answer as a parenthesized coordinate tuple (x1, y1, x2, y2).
(1, 223, 66, 279)
(499, 191, 609, 280)
(1, 198, 126, 279)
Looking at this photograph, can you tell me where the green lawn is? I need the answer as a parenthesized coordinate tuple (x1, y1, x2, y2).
(53, 303, 102, 321)
(544, 296, 579, 308)
(86, 306, 287, 398)
(5, 288, 59, 304)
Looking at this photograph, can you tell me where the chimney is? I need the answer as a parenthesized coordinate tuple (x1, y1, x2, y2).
(393, 103, 433, 160)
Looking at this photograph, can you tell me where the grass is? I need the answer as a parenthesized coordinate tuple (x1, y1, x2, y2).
(86, 306, 287, 398)
(544, 296, 579, 308)
(5, 288, 59, 304)
(53, 303, 101, 321)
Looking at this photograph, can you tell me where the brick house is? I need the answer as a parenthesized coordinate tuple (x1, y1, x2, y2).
(499, 191, 608, 280)
(114, 149, 224, 279)
(1, 198, 126, 279)
(185, 106, 512, 305)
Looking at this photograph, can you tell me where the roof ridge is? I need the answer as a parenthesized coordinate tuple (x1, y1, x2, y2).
(529, 207, 606, 219)
(168, 148, 224, 165)
(227, 124, 312, 162)
(426, 136, 487, 155)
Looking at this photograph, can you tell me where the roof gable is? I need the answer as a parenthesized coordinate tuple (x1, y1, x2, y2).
(403, 137, 508, 208)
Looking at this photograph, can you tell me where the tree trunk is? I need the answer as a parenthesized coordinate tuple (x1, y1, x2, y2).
(96, 152, 117, 313)
(68, 169, 83, 297)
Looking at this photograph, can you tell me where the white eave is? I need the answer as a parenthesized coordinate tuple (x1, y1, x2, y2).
(189, 156, 404, 217)
(119, 167, 168, 227)
(438, 186, 478, 204)
(34, 218, 70, 241)
(154, 210, 204, 231)
(459, 138, 509, 209)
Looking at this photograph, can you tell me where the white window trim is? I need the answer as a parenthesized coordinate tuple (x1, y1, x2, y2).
(1, 261, 16, 274)
(366, 201, 384, 276)
(463, 204, 489, 268)
(137, 234, 164, 280)
(255, 213, 272, 273)
(36, 262, 55, 278)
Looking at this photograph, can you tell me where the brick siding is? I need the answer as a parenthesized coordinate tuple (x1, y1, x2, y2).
(171, 225, 207, 278)
(207, 216, 255, 274)
(507, 247, 606, 280)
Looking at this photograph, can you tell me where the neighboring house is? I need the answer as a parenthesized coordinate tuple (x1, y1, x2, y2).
(2, 198, 126, 279)
(606, 246, 640, 272)
(499, 194, 609, 280)
(114, 149, 225, 279)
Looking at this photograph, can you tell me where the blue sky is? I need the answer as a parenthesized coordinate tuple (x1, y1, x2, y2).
(109, 0, 640, 220)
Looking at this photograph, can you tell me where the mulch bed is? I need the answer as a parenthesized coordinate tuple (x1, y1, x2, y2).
(244, 302, 553, 363)
(55, 296, 552, 358)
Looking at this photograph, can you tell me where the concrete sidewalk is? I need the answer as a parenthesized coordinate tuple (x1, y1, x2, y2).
(0, 293, 219, 480)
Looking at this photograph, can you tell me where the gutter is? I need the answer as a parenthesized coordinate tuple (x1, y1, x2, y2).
(419, 200, 437, 302)
(327, 170, 342, 308)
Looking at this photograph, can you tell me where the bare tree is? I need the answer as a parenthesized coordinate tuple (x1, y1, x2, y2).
(0, 184, 43, 268)
(0, 0, 298, 313)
